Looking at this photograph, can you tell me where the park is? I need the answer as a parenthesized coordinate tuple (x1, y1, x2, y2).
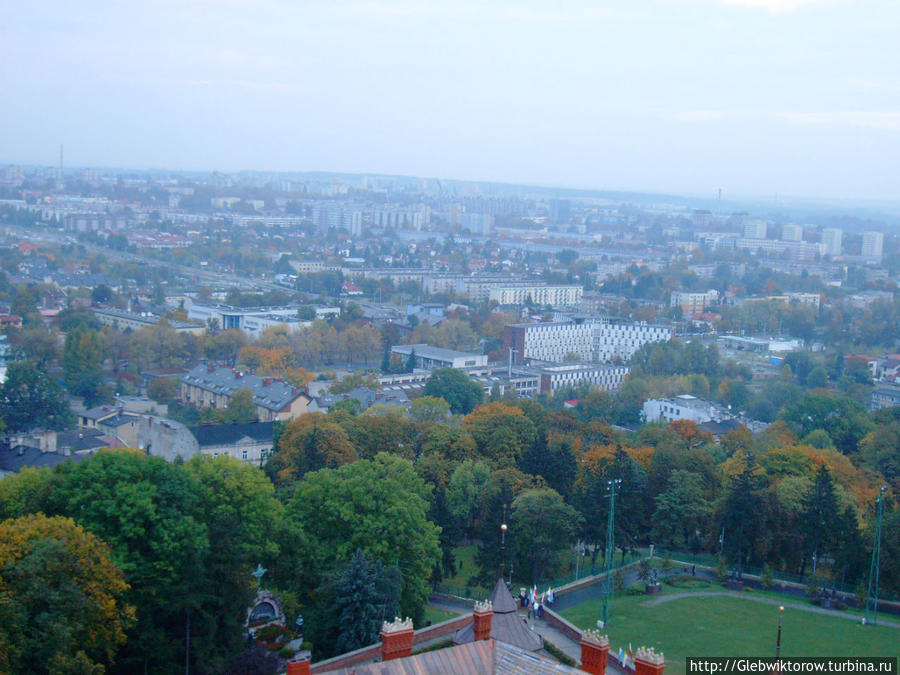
(559, 575, 900, 674)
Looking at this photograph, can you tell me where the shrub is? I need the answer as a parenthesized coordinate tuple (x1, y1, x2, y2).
(760, 564, 775, 589)
(278, 647, 296, 659)
(614, 570, 625, 591)
(714, 557, 728, 581)
(544, 639, 576, 667)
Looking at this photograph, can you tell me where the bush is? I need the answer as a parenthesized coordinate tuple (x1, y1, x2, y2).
(760, 564, 775, 589)
(544, 639, 577, 667)
(714, 557, 728, 581)
(614, 570, 625, 591)
(278, 647, 295, 659)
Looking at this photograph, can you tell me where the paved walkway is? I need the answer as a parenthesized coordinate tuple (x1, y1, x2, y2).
(642, 591, 900, 628)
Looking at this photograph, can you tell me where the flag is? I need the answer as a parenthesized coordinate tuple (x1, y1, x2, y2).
(629, 643, 634, 665)
(548, 586, 554, 604)
(618, 648, 625, 664)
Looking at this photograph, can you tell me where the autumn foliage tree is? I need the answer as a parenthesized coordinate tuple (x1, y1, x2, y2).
(0, 513, 134, 674)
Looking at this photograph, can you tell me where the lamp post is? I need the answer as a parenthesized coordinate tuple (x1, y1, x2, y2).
(500, 522, 507, 581)
(775, 606, 784, 675)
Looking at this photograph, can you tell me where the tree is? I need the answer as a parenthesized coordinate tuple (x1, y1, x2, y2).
(0, 361, 73, 432)
(806, 366, 828, 389)
(799, 465, 842, 576)
(409, 396, 450, 424)
(462, 403, 537, 466)
(509, 488, 581, 583)
(0, 514, 134, 674)
(720, 460, 767, 578)
(447, 460, 492, 539)
(287, 454, 441, 619)
(423, 367, 483, 415)
(39, 450, 209, 674)
(313, 549, 402, 658)
(270, 414, 358, 481)
(518, 435, 578, 499)
(223, 646, 281, 675)
(147, 377, 179, 404)
(226, 387, 258, 423)
(650, 470, 711, 550)
(183, 455, 284, 673)
(63, 325, 109, 406)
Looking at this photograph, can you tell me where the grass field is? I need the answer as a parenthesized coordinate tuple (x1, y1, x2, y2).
(423, 605, 461, 625)
(561, 583, 899, 675)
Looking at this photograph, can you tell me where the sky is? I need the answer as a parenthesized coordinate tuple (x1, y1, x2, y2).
(2, 0, 900, 201)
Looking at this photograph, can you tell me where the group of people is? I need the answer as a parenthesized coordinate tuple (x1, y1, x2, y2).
(520, 585, 554, 620)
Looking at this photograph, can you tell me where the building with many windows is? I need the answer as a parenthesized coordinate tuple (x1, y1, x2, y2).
(862, 231, 884, 260)
(505, 318, 672, 365)
(488, 285, 583, 307)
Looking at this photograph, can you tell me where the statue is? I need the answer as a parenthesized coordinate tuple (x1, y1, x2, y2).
(251, 563, 267, 591)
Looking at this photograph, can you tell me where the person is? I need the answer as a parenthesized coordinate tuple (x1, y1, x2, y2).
(532, 599, 539, 619)
(691, 564, 696, 577)
(527, 603, 533, 620)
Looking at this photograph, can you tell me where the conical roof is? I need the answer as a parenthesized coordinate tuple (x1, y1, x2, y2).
(488, 577, 518, 614)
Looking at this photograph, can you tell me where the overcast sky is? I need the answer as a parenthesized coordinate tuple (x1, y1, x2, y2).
(2, 0, 899, 201)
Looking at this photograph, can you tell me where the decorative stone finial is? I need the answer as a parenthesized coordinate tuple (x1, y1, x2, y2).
(581, 629, 609, 646)
(474, 599, 493, 613)
(636, 646, 665, 664)
(382, 616, 413, 633)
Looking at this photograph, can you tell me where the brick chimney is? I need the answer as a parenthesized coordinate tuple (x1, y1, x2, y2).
(285, 650, 311, 675)
(473, 599, 493, 641)
(380, 617, 413, 662)
(634, 646, 665, 675)
(580, 629, 609, 675)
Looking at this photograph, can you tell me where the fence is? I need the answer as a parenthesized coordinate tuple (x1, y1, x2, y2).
(654, 548, 900, 603)
(435, 551, 643, 601)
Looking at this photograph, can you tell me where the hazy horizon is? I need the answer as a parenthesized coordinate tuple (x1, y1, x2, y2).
(3, 0, 900, 202)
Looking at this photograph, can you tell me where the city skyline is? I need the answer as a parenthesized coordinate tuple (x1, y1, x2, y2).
(3, 1, 900, 202)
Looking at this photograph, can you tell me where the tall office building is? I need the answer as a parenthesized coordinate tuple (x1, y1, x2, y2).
(781, 223, 803, 242)
(862, 231, 884, 260)
(822, 228, 842, 256)
(743, 220, 768, 239)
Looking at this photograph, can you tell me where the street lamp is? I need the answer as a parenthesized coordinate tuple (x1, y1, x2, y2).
(775, 606, 784, 675)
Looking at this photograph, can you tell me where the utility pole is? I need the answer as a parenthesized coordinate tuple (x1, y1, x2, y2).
(601, 478, 621, 628)
(865, 486, 887, 626)
(508, 347, 517, 378)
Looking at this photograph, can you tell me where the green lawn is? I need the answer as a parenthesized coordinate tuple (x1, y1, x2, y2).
(561, 585, 899, 675)
(441, 545, 488, 595)
(423, 605, 462, 625)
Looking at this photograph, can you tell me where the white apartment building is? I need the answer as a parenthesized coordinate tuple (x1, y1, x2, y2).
(781, 224, 803, 242)
(743, 220, 768, 239)
(822, 228, 842, 256)
(488, 285, 583, 307)
(862, 231, 884, 260)
(537, 363, 630, 394)
(505, 318, 672, 364)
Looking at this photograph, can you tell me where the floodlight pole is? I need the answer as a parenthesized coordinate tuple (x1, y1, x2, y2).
(865, 486, 887, 626)
(601, 478, 621, 627)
